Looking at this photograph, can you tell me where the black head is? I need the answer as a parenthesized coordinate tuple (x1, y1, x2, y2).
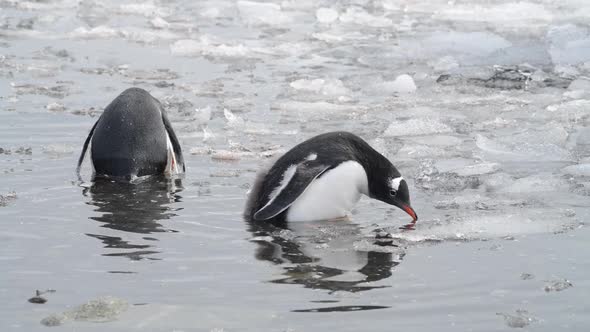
(367, 161, 417, 223)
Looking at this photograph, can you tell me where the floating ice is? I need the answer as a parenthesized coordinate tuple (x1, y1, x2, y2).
(237, 1, 292, 26)
(273, 101, 353, 113)
(546, 100, 590, 125)
(0, 191, 17, 207)
(500, 174, 569, 194)
(383, 118, 452, 137)
(396, 144, 448, 158)
(564, 78, 590, 99)
(45, 102, 65, 112)
(450, 163, 500, 177)
(43, 144, 75, 156)
(428, 56, 459, 72)
(439, 2, 552, 23)
(339, 7, 392, 27)
(388, 210, 578, 243)
(223, 109, 245, 128)
(200, 7, 221, 18)
(316, 8, 338, 24)
(41, 296, 128, 326)
(497, 309, 536, 328)
(544, 279, 573, 292)
(376, 74, 417, 94)
(289, 78, 350, 97)
(561, 164, 590, 176)
(171, 37, 252, 58)
(547, 24, 590, 65)
(150, 17, 170, 29)
(407, 135, 463, 147)
(118, 3, 169, 17)
(194, 106, 212, 125)
(422, 31, 511, 58)
(70, 26, 119, 39)
(476, 134, 572, 162)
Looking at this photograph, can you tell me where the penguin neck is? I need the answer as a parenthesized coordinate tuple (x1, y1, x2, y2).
(350, 141, 391, 197)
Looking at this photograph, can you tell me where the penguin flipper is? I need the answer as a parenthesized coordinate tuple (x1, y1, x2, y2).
(253, 162, 331, 221)
(76, 119, 99, 178)
(162, 111, 185, 172)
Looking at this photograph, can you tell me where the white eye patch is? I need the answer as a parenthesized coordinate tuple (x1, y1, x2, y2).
(390, 176, 403, 191)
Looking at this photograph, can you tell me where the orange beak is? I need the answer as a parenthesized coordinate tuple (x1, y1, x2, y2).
(403, 205, 418, 223)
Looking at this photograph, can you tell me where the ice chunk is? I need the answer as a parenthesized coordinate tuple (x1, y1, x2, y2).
(316, 8, 338, 24)
(41, 296, 128, 326)
(408, 135, 463, 147)
(388, 210, 578, 243)
(376, 74, 416, 94)
(339, 7, 392, 27)
(272, 101, 353, 113)
(171, 37, 252, 58)
(423, 31, 511, 57)
(564, 78, 590, 99)
(497, 310, 536, 328)
(118, 3, 168, 17)
(546, 100, 590, 124)
(223, 109, 245, 128)
(289, 78, 350, 96)
(439, 2, 552, 23)
(200, 7, 221, 18)
(544, 279, 573, 292)
(427, 56, 459, 72)
(396, 144, 449, 159)
(476, 134, 572, 162)
(452, 163, 500, 177)
(547, 24, 590, 65)
(70, 26, 119, 39)
(562, 164, 590, 176)
(150, 17, 170, 29)
(45, 102, 65, 112)
(484, 173, 514, 191)
(500, 174, 569, 194)
(237, 1, 292, 26)
(194, 106, 212, 125)
(384, 118, 452, 137)
(415, 160, 481, 192)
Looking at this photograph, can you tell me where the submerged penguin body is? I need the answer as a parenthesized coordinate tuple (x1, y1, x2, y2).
(77, 88, 184, 180)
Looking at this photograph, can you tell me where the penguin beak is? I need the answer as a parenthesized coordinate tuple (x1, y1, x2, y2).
(402, 204, 418, 223)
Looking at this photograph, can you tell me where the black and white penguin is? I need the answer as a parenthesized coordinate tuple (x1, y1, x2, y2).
(245, 131, 417, 223)
(77, 87, 185, 180)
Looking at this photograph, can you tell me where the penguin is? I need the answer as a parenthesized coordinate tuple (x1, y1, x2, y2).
(245, 131, 417, 223)
(77, 87, 185, 180)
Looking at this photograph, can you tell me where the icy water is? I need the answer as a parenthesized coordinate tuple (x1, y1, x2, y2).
(1, 0, 590, 330)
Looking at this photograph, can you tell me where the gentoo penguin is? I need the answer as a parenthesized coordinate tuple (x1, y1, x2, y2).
(77, 87, 184, 180)
(245, 131, 417, 223)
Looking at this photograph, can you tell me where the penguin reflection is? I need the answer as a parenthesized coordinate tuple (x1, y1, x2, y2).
(83, 177, 183, 261)
(247, 219, 404, 293)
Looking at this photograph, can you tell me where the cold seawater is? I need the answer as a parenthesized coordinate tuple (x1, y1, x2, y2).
(1, 0, 590, 330)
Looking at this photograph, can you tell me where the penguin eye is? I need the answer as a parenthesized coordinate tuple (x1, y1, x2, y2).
(389, 189, 397, 196)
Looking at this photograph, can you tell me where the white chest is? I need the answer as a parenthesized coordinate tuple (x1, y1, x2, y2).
(286, 161, 369, 222)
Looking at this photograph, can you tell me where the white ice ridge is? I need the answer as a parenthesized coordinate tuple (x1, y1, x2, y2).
(289, 78, 350, 96)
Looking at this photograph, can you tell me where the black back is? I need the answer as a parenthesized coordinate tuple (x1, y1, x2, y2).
(77, 88, 184, 179)
(245, 131, 398, 222)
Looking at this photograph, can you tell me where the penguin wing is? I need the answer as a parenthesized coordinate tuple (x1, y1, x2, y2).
(76, 118, 100, 179)
(161, 111, 185, 172)
(253, 161, 332, 221)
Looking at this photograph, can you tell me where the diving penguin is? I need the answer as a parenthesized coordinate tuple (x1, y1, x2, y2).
(245, 131, 417, 223)
(77, 87, 185, 180)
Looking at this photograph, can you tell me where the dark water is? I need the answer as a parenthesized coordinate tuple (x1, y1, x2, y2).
(2, 0, 590, 331)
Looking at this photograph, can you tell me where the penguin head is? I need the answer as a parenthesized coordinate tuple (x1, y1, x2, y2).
(368, 166, 417, 222)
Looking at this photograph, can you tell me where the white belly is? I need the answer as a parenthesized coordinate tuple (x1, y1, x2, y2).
(286, 161, 369, 222)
